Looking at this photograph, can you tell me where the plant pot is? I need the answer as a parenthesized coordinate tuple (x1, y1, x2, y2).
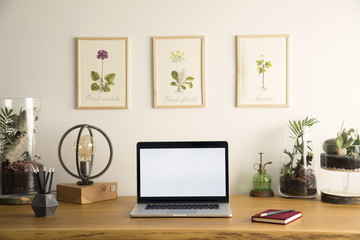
(31, 193, 58, 217)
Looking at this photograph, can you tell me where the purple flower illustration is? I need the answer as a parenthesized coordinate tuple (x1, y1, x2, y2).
(97, 50, 108, 60)
(91, 49, 116, 92)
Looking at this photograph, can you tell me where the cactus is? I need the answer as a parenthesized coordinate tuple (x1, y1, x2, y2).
(335, 121, 356, 156)
(322, 138, 338, 154)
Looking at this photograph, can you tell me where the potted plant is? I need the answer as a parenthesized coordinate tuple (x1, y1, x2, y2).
(321, 122, 360, 170)
(280, 117, 319, 198)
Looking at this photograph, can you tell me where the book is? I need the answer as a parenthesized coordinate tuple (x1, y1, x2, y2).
(251, 209, 302, 225)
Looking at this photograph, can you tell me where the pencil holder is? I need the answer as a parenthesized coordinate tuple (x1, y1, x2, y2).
(31, 193, 58, 217)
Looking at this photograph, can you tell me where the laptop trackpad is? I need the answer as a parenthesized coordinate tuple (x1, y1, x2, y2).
(167, 210, 196, 215)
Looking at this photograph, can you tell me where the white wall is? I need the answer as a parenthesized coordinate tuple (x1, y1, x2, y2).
(1, 0, 360, 196)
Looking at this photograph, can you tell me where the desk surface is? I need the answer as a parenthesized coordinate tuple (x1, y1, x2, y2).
(0, 195, 360, 240)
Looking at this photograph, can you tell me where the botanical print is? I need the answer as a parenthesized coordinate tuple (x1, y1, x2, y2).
(237, 35, 289, 107)
(170, 50, 194, 93)
(256, 54, 272, 89)
(153, 36, 204, 108)
(77, 37, 128, 109)
(90, 50, 116, 92)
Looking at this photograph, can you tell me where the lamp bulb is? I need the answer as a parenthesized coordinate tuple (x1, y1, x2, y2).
(74, 135, 96, 161)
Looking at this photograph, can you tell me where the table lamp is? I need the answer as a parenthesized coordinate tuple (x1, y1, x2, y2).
(57, 124, 117, 204)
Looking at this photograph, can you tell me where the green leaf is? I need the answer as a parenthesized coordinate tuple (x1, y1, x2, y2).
(185, 76, 194, 81)
(106, 82, 115, 86)
(91, 71, 100, 81)
(336, 136, 344, 148)
(171, 82, 177, 86)
(265, 61, 272, 68)
(91, 83, 100, 91)
(181, 85, 186, 90)
(105, 73, 116, 82)
(189, 82, 193, 88)
(171, 71, 179, 81)
(103, 86, 111, 92)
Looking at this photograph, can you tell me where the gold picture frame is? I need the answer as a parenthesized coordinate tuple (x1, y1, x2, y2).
(153, 36, 205, 108)
(237, 35, 290, 108)
(77, 37, 129, 109)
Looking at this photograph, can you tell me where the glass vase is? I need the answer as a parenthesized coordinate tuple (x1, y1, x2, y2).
(280, 126, 317, 198)
(0, 98, 42, 203)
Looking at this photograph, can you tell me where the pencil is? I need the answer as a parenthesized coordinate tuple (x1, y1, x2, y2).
(47, 168, 55, 194)
(32, 168, 40, 194)
(45, 168, 51, 193)
(260, 209, 295, 217)
(43, 167, 46, 194)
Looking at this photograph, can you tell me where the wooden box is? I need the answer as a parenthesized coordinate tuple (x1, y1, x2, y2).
(56, 182, 118, 204)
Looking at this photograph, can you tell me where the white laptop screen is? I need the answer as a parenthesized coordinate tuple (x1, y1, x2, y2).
(140, 148, 226, 197)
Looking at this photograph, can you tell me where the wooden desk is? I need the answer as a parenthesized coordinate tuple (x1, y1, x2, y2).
(0, 195, 360, 239)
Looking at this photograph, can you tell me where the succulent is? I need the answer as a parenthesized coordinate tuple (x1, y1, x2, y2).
(322, 138, 338, 155)
(348, 151, 360, 159)
(336, 122, 356, 156)
(324, 121, 356, 156)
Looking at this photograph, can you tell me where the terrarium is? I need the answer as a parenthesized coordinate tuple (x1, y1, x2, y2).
(0, 98, 42, 204)
(320, 122, 360, 204)
(280, 117, 319, 198)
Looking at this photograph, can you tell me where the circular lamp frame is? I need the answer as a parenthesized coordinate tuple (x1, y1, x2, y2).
(58, 124, 113, 185)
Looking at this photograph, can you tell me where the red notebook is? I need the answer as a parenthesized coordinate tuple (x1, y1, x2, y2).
(251, 209, 302, 225)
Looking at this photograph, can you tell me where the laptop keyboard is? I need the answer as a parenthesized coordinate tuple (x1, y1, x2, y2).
(145, 203, 219, 210)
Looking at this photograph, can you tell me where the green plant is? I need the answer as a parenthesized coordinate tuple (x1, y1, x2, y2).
(323, 121, 356, 156)
(282, 117, 319, 174)
(353, 132, 360, 145)
(170, 51, 194, 93)
(336, 122, 356, 156)
(280, 117, 319, 196)
(0, 107, 17, 152)
(256, 54, 272, 89)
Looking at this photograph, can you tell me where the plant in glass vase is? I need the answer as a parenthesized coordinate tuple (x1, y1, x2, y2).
(280, 117, 319, 198)
(0, 105, 41, 196)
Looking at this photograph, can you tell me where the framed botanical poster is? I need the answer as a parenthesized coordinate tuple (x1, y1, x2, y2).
(77, 37, 129, 109)
(153, 36, 205, 108)
(237, 35, 289, 107)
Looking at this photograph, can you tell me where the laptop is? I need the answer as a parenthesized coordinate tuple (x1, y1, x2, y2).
(130, 141, 232, 218)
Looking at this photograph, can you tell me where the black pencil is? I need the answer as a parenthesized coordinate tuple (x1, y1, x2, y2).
(32, 168, 40, 194)
(47, 168, 54, 194)
(43, 167, 46, 194)
(35, 167, 42, 194)
(45, 168, 51, 194)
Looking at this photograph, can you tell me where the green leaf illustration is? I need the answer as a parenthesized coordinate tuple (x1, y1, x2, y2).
(171, 82, 177, 86)
(105, 73, 116, 82)
(185, 76, 194, 81)
(189, 82, 193, 88)
(103, 86, 111, 92)
(106, 82, 115, 86)
(91, 83, 100, 91)
(171, 71, 179, 81)
(181, 85, 186, 90)
(265, 62, 272, 68)
(91, 71, 100, 81)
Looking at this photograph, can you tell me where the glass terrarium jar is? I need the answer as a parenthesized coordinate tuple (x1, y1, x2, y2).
(279, 118, 319, 198)
(0, 98, 42, 203)
(320, 124, 360, 204)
